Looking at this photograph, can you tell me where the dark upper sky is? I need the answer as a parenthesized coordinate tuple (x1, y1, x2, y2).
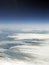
(0, 0, 49, 24)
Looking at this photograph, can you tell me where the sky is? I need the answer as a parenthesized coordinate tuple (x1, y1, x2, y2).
(0, 0, 49, 25)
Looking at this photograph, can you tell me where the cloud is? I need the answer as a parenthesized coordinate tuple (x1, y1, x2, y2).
(0, 28, 49, 65)
(8, 33, 49, 40)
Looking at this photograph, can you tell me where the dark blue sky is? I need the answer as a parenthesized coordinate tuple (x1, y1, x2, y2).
(0, 0, 49, 24)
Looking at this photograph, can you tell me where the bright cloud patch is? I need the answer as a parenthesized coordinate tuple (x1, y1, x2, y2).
(8, 33, 49, 39)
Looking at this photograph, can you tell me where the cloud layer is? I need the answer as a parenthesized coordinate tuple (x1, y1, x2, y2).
(0, 29, 49, 65)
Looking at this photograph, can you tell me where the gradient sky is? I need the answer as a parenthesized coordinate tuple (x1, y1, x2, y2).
(0, 0, 49, 25)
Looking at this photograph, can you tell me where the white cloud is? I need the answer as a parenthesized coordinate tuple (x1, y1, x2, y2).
(0, 23, 49, 31)
(0, 24, 49, 65)
(8, 33, 49, 40)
